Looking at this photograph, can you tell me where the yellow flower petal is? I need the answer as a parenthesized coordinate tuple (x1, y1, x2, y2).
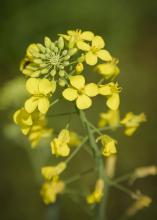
(26, 78, 39, 95)
(85, 51, 98, 65)
(59, 144, 70, 157)
(38, 97, 50, 113)
(39, 79, 56, 95)
(107, 93, 120, 110)
(99, 85, 112, 96)
(62, 88, 78, 101)
(69, 75, 85, 90)
(84, 83, 98, 97)
(25, 97, 38, 113)
(76, 94, 92, 109)
(97, 50, 112, 61)
(80, 31, 94, 41)
(77, 41, 90, 51)
(92, 36, 105, 49)
(58, 129, 70, 144)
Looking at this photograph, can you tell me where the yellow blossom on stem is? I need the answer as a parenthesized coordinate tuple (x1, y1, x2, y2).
(120, 112, 146, 136)
(87, 179, 104, 204)
(97, 135, 117, 157)
(40, 179, 65, 204)
(99, 82, 121, 110)
(13, 107, 52, 147)
(77, 35, 112, 65)
(96, 59, 120, 79)
(25, 78, 56, 114)
(75, 63, 84, 73)
(98, 110, 120, 129)
(51, 129, 70, 157)
(41, 162, 67, 180)
(61, 29, 94, 48)
(62, 75, 98, 109)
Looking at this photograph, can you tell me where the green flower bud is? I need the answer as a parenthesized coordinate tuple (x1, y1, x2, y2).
(68, 48, 77, 56)
(44, 37, 52, 48)
(62, 50, 68, 56)
(50, 69, 56, 76)
(58, 37, 64, 50)
(59, 70, 65, 77)
(59, 79, 66, 87)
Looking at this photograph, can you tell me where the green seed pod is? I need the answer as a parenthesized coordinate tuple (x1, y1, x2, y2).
(50, 69, 56, 76)
(58, 37, 64, 50)
(44, 37, 52, 48)
(59, 70, 65, 77)
(68, 48, 77, 56)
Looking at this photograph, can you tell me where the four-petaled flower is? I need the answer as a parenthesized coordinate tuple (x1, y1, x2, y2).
(61, 29, 94, 48)
(99, 82, 121, 110)
(25, 78, 56, 114)
(62, 75, 98, 109)
(77, 35, 112, 65)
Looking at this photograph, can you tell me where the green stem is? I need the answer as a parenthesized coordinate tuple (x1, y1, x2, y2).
(79, 110, 109, 220)
(47, 111, 77, 117)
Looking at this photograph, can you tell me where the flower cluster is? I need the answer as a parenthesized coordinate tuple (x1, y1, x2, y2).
(13, 29, 149, 217)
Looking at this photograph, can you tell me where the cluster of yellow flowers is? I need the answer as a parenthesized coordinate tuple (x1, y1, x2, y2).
(13, 29, 148, 212)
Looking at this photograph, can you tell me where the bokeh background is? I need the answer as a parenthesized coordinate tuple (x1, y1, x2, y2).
(0, 0, 157, 219)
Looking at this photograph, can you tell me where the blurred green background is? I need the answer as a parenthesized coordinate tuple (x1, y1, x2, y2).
(0, 0, 157, 219)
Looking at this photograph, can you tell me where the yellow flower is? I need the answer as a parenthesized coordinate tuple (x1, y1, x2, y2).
(120, 112, 146, 136)
(99, 82, 121, 110)
(13, 107, 52, 147)
(41, 162, 67, 180)
(40, 179, 65, 204)
(51, 129, 70, 157)
(77, 35, 112, 65)
(96, 59, 120, 79)
(13, 108, 34, 135)
(87, 179, 104, 204)
(98, 110, 120, 129)
(61, 29, 94, 48)
(126, 194, 152, 217)
(69, 131, 81, 147)
(97, 135, 117, 157)
(62, 75, 98, 109)
(25, 78, 56, 114)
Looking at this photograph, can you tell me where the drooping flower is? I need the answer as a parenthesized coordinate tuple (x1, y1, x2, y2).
(120, 112, 146, 136)
(86, 179, 104, 204)
(77, 35, 112, 65)
(60, 29, 94, 49)
(13, 107, 52, 147)
(99, 82, 121, 110)
(96, 59, 120, 79)
(98, 110, 120, 129)
(41, 162, 67, 180)
(25, 78, 56, 114)
(51, 129, 70, 157)
(20, 37, 77, 78)
(62, 75, 98, 109)
(97, 135, 117, 157)
(40, 179, 65, 204)
(126, 194, 152, 217)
